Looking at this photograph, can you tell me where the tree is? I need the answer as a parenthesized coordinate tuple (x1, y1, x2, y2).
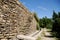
(33, 12, 39, 23)
(33, 12, 40, 30)
(52, 11, 58, 31)
(58, 12, 60, 18)
(52, 11, 58, 20)
(52, 11, 60, 38)
(40, 16, 52, 29)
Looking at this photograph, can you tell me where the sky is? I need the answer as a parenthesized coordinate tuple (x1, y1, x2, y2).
(19, 0, 60, 18)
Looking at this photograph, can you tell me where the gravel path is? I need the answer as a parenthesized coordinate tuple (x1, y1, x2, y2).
(41, 37, 56, 40)
(40, 28, 57, 40)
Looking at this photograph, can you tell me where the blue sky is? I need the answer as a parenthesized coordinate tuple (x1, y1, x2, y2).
(19, 0, 60, 18)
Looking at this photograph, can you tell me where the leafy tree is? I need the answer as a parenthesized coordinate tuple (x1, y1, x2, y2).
(52, 11, 58, 20)
(52, 11, 59, 31)
(40, 16, 52, 29)
(52, 11, 60, 38)
(33, 12, 40, 30)
(33, 12, 39, 23)
(58, 12, 60, 18)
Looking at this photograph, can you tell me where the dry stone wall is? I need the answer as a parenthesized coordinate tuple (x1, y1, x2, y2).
(0, 0, 37, 39)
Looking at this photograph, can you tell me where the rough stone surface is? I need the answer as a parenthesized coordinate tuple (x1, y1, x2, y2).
(0, 0, 37, 39)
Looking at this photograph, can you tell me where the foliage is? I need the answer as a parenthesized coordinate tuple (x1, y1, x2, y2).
(52, 11, 60, 38)
(52, 11, 58, 20)
(34, 13, 39, 23)
(39, 16, 52, 29)
(33, 12, 40, 30)
(37, 37, 41, 40)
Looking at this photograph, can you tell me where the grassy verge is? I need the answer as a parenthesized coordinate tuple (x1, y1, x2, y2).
(37, 37, 41, 40)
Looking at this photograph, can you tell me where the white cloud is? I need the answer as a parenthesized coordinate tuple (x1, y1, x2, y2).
(30, 6, 48, 12)
(38, 6, 48, 11)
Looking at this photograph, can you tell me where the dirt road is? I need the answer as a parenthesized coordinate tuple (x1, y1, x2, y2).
(40, 28, 57, 40)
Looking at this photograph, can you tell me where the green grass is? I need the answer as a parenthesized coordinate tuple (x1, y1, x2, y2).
(37, 37, 41, 40)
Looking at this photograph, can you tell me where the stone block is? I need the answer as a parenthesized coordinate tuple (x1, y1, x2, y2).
(1, 39, 7, 40)
(0, 0, 37, 39)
